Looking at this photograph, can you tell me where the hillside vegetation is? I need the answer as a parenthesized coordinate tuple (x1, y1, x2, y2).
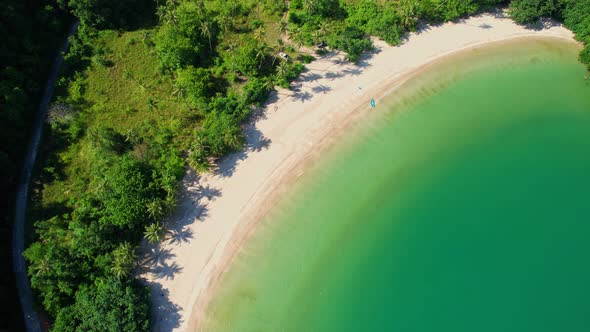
(15, 0, 590, 331)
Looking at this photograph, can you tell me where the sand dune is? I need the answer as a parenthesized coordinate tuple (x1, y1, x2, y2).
(138, 12, 575, 331)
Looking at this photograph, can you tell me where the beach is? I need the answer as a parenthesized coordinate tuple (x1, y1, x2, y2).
(139, 12, 575, 331)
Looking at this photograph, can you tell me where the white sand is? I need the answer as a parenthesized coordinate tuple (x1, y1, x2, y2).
(139, 13, 575, 331)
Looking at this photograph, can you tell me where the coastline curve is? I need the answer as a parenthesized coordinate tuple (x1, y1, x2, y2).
(140, 13, 578, 332)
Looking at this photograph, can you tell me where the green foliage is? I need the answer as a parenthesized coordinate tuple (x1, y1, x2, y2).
(509, 0, 559, 24)
(223, 37, 265, 77)
(111, 242, 136, 279)
(155, 24, 201, 70)
(67, 0, 153, 29)
(329, 26, 374, 63)
(98, 156, 157, 228)
(16, 0, 590, 331)
(561, 0, 590, 41)
(154, 1, 214, 70)
(435, 0, 480, 21)
(52, 278, 150, 332)
(201, 111, 244, 156)
(343, 0, 401, 45)
(144, 221, 165, 243)
(89, 126, 130, 154)
(175, 66, 215, 110)
(580, 44, 590, 70)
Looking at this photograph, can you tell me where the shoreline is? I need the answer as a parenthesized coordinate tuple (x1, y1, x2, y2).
(139, 13, 576, 332)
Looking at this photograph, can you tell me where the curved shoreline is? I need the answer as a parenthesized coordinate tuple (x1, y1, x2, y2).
(141, 13, 577, 332)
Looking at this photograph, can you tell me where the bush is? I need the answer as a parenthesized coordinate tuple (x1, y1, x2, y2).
(155, 25, 201, 70)
(329, 26, 374, 63)
(580, 44, 590, 70)
(344, 0, 401, 45)
(52, 278, 150, 332)
(509, 0, 559, 24)
(175, 66, 214, 110)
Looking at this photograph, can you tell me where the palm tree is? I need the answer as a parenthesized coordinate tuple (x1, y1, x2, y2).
(253, 26, 266, 43)
(276, 61, 289, 81)
(311, 30, 322, 44)
(318, 22, 329, 40)
(111, 242, 135, 279)
(189, 134, 211, 172)
(304, 0, 317, 14)
(398, 0, 420, 30)
(223, 127, 242, 149)
(194, 0, 206, 16)
(192, 133, 209, 157)
(33, 259, 51, 277)
(144, 222, 165, 244)
(255, 45, 268, 70)
(200, 20, 213, 53)
(289, 26, 305, 48)
(146, 199, 165, 221)
(276, 18, 288, 37)
(156, 0, 178, 26)
(272, 39, 285, 66)
(262, 75, 276, 93)
(215, 14, 230, 33)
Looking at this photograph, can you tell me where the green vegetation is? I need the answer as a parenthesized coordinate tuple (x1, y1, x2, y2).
(0, 0, 71, 330)
(5, 0, 588, 331)
(507, 0, 590, 69)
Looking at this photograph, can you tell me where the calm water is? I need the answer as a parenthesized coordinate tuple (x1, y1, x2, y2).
(204, 39, 590, 331)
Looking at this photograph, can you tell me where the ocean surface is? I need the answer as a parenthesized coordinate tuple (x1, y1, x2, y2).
(203, 38, 590, 331)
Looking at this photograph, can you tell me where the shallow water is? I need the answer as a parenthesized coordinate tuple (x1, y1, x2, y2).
(204, 39, 590, 331)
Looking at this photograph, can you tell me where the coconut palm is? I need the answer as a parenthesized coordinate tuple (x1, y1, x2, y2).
(146, 199, 165, 221)
(192, 133, 209, 157)
(289, 26, 305, 48)
(262, 75, 277, 93)
(311, 30, 322, 44)
(111, 242, 136, 279)
(215, 14, 231, 33)
(272, 39, 286, 66)
(256, 45, 268, 70)
(304, 0, 317, 14)
(318, 22, 329, 40)
(33, 259, 51, 277)
(276, 18, 288, 37)
(194, 0, 206, 16)
(398, 0, 420, 30)
(253, 26, 266, 43)
(276, 61, 290, 81)
(200, 20, 213, 52)
(144, 222, 165, 244)
(156, 0, 178, 26)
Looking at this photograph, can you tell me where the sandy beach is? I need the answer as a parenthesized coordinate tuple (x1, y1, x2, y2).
(138, 12, 575, 331)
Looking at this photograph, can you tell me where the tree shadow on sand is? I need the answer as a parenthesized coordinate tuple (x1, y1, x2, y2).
(168, 226, 194, 245)
(291, 90, 313, 103)
(300, 72, 323, 82)
(215, 124, 272, 178)
(311, 84, 332, 94)
(152, 262, 183, 280)
(324, 71, 344, 80)
(138, 246, 177, 270)
(144, 281, 183, 332)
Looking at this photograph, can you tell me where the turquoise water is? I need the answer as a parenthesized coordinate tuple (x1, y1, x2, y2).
(204, 39, 590, 331)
